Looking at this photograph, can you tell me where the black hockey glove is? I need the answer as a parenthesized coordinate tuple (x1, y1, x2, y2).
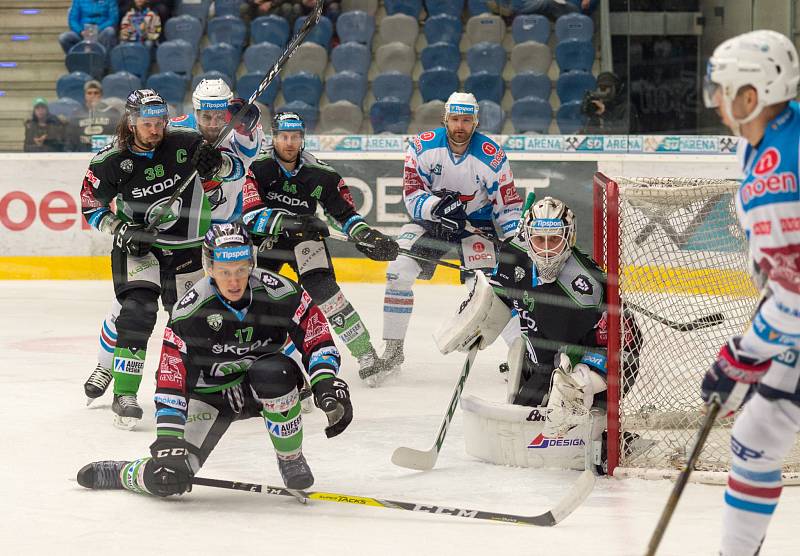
(192, 141, 223, 179)
(114, 222, 158, 257)
(283, 214, 330, 240)
(149, 437, 194, 497)
(701, 336, 770, 419)
(311, 375, 352, 438)
(432, 190, 468, 234)
(351, 225, 399, 261)
(228, 97, 260, 135)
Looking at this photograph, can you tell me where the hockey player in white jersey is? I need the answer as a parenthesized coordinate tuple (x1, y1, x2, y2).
(376, 92, 522, 385)
(701, 30, 800, 556)
(82, 79, 263, 422)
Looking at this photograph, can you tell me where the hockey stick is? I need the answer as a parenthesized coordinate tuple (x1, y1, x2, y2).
(645, 401, 720, 556)
(144, 0, 324, 233)
(391, 341, 479, 471)
(192, 467, 595, 526)
(625, 302, 725, 332)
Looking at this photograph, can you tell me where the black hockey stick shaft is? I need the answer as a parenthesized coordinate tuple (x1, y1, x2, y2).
(626, 302, 725, 332)
(191, 474, 561, 526)
(144, 0, 324, 232)
(645, 401, 720, 555)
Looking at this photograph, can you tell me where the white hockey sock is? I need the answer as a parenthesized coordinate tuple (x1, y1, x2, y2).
(382, 256, 420, 341)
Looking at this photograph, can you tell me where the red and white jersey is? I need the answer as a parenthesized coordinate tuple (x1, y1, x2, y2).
(403, 127, 522, 239)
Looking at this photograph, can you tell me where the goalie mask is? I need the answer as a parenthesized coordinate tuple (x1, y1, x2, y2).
(202, 222, 255, 274)
(704, 30, 799, 135)
(192, 78, 233, 141)
(522, 197, 576, 284)
(443, 92, 479, 148)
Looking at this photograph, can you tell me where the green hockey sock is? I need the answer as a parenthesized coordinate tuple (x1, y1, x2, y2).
(319, 292, 373, 358)
(261, 388, 303, 457)
(112, 347, 146, 395)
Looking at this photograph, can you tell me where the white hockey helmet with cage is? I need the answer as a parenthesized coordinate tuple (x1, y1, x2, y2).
(521, 197, 576, 283)
(704, 30, 799, 129)
(443, 92, 479, 145)
(192, 78, 233, 111)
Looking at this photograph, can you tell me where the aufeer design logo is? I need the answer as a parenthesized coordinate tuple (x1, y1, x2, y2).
(207, 314, 223, 331)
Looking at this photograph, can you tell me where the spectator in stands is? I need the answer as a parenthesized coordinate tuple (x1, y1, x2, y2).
(488, 0, 596, 20)
(301, 0, 339, 25)
(118, 0, 171, 34)
(64, 81, 121, 152)
(580, 71, 639, 134)
(248, 0, 302, 26)
(59, 0, 119, 53)
(119, 0, 162, 47)
(24, 98, 66, 152)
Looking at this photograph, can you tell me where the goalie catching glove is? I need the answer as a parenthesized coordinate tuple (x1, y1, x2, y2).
(311, 375, 353, 438)
(701, 336, 770, 419)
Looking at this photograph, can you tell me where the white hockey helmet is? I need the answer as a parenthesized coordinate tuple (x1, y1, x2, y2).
(443, 92, 479, 146)
(521, 197, 576, 283)
(192, 78, 233, 111)
(704, 30, 799, 129)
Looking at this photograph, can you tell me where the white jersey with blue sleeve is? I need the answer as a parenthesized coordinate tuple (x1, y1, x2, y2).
(169, 113, 264, 224)
(735, 100, 800, 399)
(403, 128, 522, 239)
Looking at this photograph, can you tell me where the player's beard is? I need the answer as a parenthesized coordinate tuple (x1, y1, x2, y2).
(199, 124, 222, 143)
(132, 127, 164, 151)
(274, 145, 299, 166)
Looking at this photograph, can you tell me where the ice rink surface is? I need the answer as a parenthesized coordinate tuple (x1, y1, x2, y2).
(2, 280, 799, 556)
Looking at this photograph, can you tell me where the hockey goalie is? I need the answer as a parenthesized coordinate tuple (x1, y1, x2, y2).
(434, 196, 643, 473)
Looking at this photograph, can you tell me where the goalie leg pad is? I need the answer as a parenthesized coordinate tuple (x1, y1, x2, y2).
(506, 337, 525, 403)
(433, 271, 512, 354)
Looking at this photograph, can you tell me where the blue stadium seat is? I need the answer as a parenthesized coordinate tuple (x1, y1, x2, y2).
(56, 71, 91, 103)
(192, 70, 234, 91)
(465, 71, 503, 104)
(250, 15, 290, 47)
(424, 14, 462, 46)
(201, 43, 240, 81)
(555, 39, 594, 73)
(236, 71, 280, 105)
(109, 43, 151, 79)
(511, 71, 550, 101)
(556, 70, 596, 103)
(512, 14, 549, 44)
(425, 0, 464, 18)
(176, 0, 212, 22)
(511, 96, 552, 133)
(421, 42, 460, 72)
(331, 41, 371, 74)
(373, 71, 412, 103)
(370, 99, 411, 133)
(325, 71, 367, 106)
(419, 67, 459, 102)
(243, 42, 282, 73)
(214, 0, 242, 17)
(336, 10, 375, 46)
(147, 71, 189, 106)
(208, 15, 247, 50)
(477, 100, 504, 134)
(48, 97, 84, 118)
(555, 13, 593, 42)
(164, 15, 203, 52)
(556, 100, 584, 133)
(276, 100, 318, 131)
(294, 15, 333, 49)
(467, 0, 491, 16)
(156, 40, 195, 76)
(384, 0, 422, 17)
(282, 71, 323, 106)
(65, 42, 107, 79)
(466, 42, 506, 75)
(102, 71, 142, 100)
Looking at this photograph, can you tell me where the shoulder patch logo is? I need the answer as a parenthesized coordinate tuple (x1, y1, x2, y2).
(571, 275, 593, 295)
(171, 114, 189, 123)
(420, 131, 436, 141)
(120, 159, 133, 173)
(514, 266, 525, 282)
(177, 289, 198, 309)
(207, 313, 223, 331)
(754, 147, 780, 175)
(482, 142, 497, 156)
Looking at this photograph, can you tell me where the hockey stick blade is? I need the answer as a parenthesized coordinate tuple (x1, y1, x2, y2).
(192, 468, 594, 526)
(626, 302, 725, 332)
(391, 342, 480, 471)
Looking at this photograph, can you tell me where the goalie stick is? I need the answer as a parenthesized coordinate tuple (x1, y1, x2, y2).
(625, 302, 725, 332)
(144, 0, 324, 232)
(192, 467, 595, 527)
(391, 341, 479, 471)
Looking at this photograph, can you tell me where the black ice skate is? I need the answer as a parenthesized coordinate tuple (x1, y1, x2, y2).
(364, 340, 404, 387)
(112, 394, 143, 430)
(77, 460, 129, 490)
(356, 346, 383, 386)
(276, 452, 314, 490)
(84, 364, 113, 405)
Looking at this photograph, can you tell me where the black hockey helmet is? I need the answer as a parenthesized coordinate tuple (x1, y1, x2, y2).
(202, 222, 255, 273)
(125, 89, 168, 122)
(271, 111, 305, 136)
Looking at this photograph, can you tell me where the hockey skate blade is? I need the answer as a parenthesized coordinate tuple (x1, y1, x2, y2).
(391, 446, 437, 471)
(113, 414, 140, 431)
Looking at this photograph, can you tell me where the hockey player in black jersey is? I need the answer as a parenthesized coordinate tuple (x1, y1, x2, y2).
(242, 112, 399, 385)
(77, 223, 353, 495)
(79, 89, 247, 428)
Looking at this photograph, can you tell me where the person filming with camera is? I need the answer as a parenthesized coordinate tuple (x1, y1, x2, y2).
(580, 71, 639, 134)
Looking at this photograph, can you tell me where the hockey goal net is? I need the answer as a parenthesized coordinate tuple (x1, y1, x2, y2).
(593, 172, 800, 481)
